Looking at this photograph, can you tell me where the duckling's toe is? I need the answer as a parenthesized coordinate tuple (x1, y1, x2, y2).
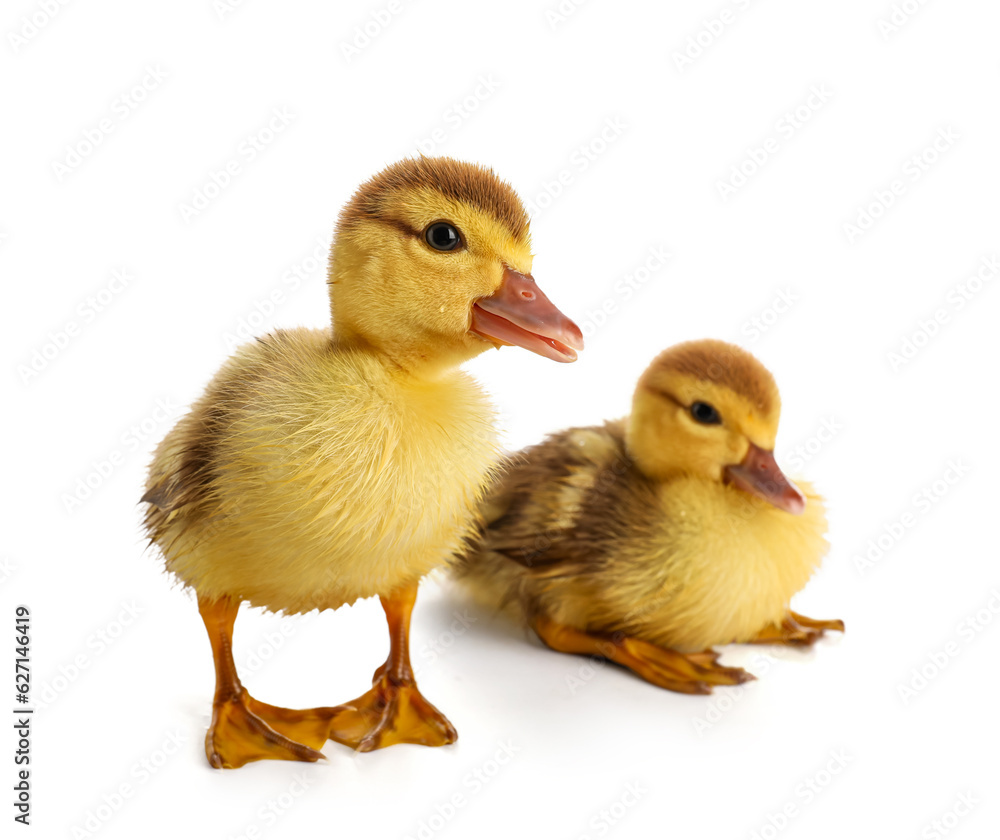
(327, 675, 458, 752)
(682, 649, 757, 686)
(206, 691, 329, 769)
(618, 638, 754, 692)
(790, 612, 845, 634)
(748, 612, 844, 648)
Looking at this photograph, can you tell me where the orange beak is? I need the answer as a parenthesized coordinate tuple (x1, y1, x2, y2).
(470, 266, 584, 363)
(724, 443, 806, 515)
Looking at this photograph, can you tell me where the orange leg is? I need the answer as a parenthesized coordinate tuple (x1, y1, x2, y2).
(532, 615, 754, 695)
(199, 595, 334, 769)
(748, 611, 845, 647)
(327, 582, 457, 752)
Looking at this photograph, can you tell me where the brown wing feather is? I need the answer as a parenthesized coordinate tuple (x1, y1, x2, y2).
(468, 420, 657, 571)
(141, 331, 294, 544)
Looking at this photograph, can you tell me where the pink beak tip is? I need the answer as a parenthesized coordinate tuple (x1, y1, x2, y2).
(784, 489, 807, 515)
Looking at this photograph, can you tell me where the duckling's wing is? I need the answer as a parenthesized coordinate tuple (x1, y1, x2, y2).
(478, 420, 634, 570)
(478, 483, 516, 529)
(141, 329, 300, 538)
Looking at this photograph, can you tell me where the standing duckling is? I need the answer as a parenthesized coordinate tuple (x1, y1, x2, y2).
(143, 157, 583, 768)
(453, 339, 842, 694)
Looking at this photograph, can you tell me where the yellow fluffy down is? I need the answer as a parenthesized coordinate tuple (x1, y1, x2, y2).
(544, 478, 828, 652)
(144, 328, 500, 614)
(460, 475, 828, 654)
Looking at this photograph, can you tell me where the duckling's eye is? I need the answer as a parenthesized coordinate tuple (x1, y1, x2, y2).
(690, 401, 721, 425)
(425, 222, 462, 252)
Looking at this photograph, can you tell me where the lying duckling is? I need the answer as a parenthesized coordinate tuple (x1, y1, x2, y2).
(453, 339, 842, 694)
(143, 157, 583, 767)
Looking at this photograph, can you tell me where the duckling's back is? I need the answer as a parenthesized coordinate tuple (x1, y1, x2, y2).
(144, 327, 499, 614)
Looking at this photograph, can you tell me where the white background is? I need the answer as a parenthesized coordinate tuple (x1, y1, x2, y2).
(4, 1, 999, 838)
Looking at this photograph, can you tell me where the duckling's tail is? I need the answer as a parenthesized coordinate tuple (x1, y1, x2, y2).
(449, 492, 539, 625)
(450, 432, 610, 629)
(449, 542, 519, 620)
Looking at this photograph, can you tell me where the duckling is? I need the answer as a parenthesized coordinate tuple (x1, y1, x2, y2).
(453, 339, 842, 694)
(142, 157, 583, 768)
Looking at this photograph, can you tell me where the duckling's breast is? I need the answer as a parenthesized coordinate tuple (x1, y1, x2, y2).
(618, 477, 829, 651)
(155, 336, 499, 614)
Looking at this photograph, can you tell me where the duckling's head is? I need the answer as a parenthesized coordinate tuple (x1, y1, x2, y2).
(329, 157, 583, 374)
(626, 339, 805, 514)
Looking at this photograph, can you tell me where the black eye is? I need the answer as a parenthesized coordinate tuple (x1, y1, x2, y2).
(690, 401, 721, 425)
(425, 222, 462, 252)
